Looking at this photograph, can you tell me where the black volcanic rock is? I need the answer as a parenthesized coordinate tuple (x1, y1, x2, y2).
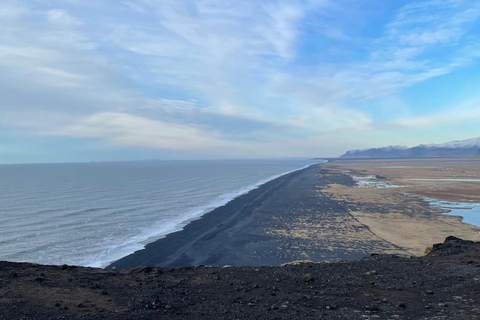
(426, 236, 474, 257)
(2, 237, 480, 319)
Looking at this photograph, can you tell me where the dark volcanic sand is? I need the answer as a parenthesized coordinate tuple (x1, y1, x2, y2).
(2, 237, 480, 319)
(110, 164, 406, 269)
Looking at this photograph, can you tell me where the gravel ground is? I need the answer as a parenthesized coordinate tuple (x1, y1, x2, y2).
(2, 236, 480, 319)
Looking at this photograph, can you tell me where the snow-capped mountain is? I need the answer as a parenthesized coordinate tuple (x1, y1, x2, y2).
(342, 146, 408, 158)
(340, 137, 480, 158)
(420, 137, 480, 149)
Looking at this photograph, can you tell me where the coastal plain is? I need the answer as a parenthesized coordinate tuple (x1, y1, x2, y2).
(110, 164, 402, 269)
(3, 159, 480, 319)
(322, 158, 480, 256)
(111, 158, 480, 268)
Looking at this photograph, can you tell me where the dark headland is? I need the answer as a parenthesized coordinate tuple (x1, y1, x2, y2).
(2, 237, 480, 319)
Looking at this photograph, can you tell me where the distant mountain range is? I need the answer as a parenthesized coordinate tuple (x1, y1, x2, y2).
(341, 137, 480, 158)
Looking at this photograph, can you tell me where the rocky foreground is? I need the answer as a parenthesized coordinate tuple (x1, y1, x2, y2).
(2, 237, 480, 320)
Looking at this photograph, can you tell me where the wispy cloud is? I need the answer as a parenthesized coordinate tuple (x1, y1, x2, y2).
(392, 96, 480, 128)
(304, 0, 480, 102)
(1, 0, 480, 160)
(58, 112, 229, 150)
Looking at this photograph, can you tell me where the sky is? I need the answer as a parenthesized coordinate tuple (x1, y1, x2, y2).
(1, 0, 480, 163)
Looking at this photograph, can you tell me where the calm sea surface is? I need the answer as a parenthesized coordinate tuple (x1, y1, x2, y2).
(0, 159, 321, 267)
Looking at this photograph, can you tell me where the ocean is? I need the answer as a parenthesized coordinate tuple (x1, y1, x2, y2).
(0, 159, 321, 268)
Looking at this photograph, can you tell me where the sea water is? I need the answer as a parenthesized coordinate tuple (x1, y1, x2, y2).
(0, 159, 321, 267)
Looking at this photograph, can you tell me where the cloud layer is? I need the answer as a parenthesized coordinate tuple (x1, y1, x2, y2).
(1, 0, 480, 161)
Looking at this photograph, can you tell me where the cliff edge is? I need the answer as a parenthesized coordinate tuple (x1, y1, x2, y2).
(1, 236, 480, 319)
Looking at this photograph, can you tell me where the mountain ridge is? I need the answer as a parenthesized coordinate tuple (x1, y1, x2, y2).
(341, 136, 480, 158)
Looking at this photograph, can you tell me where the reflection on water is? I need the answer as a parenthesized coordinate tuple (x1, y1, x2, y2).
(351, 175, 401, 189)
(424, 197, 480, 229)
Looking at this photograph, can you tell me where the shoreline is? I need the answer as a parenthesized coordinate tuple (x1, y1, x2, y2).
(108, 164, 321, 268)
(424, 197, 480, 230)
(108, 163, 409, 269)
(90, 161, 324, 268)
(5, 159, 480, 318)
(109, 158, 480, 269)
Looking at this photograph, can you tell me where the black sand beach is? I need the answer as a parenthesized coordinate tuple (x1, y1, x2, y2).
(4, 161, 480, 319)
(109, 164, 407, 269)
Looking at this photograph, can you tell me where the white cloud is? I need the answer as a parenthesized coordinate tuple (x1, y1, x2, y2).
(1, 0, 480, 160)
(58, 112, 229, 150)
(386, 1, 480, 47)
(334, 0, 480, 100)
(0, 0, 28, 18)
(391, 95, 480, 128)
(46, 9, 82, 27)
(256, 3, 304, 59)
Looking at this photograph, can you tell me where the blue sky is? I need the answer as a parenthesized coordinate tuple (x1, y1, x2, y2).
(1, 0, 480, 163)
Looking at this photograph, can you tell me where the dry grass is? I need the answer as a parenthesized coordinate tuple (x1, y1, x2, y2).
(321, 159, 480, 256)
(326, 158, 480, 202)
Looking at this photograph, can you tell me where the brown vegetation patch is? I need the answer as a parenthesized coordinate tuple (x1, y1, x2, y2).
(321, 159, 480, 256)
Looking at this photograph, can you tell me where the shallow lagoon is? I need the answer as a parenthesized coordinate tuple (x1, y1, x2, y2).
(425, 198, 480, 229)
